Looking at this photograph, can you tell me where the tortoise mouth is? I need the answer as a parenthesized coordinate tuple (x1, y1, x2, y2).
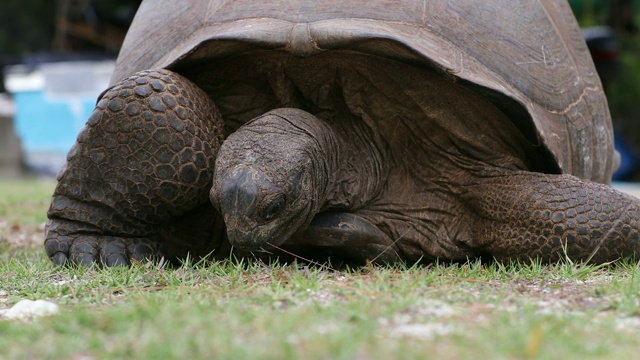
(224, 224, 287, 251)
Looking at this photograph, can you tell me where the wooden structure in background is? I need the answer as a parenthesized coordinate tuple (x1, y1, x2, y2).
(52, 0, 128, 52)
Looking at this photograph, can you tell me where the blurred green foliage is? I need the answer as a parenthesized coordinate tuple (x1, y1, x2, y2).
(569, 0, 612, 26)
(0, 0, 139, 58)
(569, 1, 640, 124)
(0, 0, 57, 56)
(607, 43, 640, 116)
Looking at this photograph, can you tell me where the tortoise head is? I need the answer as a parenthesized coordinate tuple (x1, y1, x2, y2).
(210, 109, 329, 251)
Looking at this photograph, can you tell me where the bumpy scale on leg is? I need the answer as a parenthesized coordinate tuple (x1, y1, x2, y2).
(465, 171, 640, 263)
(45, 69, 225, 266)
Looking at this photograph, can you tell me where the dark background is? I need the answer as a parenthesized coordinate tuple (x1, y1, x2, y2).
(0, 0, 142, 92)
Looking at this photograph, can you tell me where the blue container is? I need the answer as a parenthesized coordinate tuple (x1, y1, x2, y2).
(5, 61, 114, 175)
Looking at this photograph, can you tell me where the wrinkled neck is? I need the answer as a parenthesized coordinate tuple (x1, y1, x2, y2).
(257, 109, 389, 212)
(321, 114, 389, 211)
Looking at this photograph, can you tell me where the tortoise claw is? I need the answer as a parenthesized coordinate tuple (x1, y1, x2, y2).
(301, 212, 401, 263)
(45, 223, 161, 267)
(50, 252, 69, 267)
(304, 212, 389, 246)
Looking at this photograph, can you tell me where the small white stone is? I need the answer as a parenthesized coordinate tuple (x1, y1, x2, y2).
(2, 299, 59, 320)
(616, 317, 640, 332)
(392, 323, 454, 339)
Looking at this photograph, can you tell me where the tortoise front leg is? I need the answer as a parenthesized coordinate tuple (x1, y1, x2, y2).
(45, 69, 226, 266)
(464, 171, 640, 263)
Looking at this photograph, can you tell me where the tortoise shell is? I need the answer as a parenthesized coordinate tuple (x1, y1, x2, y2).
(111, 0, 613, 183)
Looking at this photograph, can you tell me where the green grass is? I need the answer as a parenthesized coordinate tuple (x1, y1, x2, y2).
(2, 179, 640, 359)
(0, 178, 55, 225)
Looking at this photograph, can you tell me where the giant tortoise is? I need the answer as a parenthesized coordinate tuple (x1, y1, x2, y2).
(44, 0, 640, 266)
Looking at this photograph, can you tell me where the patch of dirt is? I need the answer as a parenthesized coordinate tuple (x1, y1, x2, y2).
(376, 273, 640, 340)
(0, 218, 45, 249)
(509, 276, 604, 308)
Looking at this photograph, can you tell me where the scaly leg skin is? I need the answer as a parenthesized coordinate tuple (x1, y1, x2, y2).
(45, 69, 225, 267)
(465, 171, 640, 264)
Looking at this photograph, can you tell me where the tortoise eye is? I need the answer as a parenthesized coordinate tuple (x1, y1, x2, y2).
(263, 195, 286, 221)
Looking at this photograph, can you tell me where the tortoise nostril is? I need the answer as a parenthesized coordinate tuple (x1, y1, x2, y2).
(219, 166, 260, 214)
